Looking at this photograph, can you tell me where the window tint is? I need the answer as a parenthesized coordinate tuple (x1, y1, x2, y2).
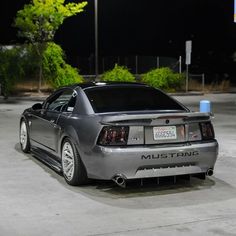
(85, 86, 186, 113)
(66, 95, 76, 112)
(46, 90, 76, 112)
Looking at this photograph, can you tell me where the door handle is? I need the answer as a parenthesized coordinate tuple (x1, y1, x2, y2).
(40, 109, 46, 115)
(51, 121, 60, 129)
(50, 119, 59, 129)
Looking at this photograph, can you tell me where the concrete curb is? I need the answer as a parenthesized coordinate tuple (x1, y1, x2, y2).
(0, 95, 46, 102)
(169, 92, 204, 96)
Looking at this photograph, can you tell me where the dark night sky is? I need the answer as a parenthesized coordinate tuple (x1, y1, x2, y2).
(0, 0, 236, 77)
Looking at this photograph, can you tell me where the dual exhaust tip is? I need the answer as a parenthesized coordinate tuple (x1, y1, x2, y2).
(113, 169, 214, 188)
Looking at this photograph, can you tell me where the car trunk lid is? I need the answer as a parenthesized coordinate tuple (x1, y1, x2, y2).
(99, 112, 212, 145)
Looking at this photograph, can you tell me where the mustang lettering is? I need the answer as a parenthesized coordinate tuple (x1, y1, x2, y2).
(141, 151, 200, 160)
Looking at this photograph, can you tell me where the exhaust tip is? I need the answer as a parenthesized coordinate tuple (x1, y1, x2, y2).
(206, 168, 214, 176)
(112, 174, 127, 188)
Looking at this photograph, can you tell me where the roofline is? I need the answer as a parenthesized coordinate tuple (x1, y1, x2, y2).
(73, 81, 149, 91)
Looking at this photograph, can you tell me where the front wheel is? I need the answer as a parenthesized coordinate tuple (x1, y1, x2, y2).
(20, 119, 30, 153)
(61, 138, 88, 186)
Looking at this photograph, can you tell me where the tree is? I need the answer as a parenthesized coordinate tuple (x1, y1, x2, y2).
(141, 67, 185, 92)
(0, 47, 25, 98)
(43, 42, 83, 88)
(101, 64, 136, 82)
(14, 0, 87, 92)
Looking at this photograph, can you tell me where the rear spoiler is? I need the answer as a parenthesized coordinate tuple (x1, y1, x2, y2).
(100, 112, 213, 126)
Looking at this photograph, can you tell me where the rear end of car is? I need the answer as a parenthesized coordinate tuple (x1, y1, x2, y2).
(94, 113, 218, 181)
(82, 83, 218, 185)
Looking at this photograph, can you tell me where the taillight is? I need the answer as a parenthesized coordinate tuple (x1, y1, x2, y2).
(200, 122, 215, 140)
(188, 123, 202, 141)
(97, 126, 129, 146)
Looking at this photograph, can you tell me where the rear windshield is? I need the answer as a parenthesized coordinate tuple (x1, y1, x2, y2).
(85, 86, 186, 113)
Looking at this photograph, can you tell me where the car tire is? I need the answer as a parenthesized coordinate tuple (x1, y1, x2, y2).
(61, 138, 88, 186)
(20, 119, 31, 153)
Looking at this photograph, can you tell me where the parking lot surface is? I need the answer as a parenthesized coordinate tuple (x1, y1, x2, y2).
(0, 93, 236, 236)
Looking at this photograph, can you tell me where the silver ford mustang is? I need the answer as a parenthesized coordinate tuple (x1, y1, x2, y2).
(20, 82, 218, 187)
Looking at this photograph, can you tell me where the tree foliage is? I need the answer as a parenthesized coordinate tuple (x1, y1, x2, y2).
(43, 42, 83, 88)
(14, 0, 87, 43)
(20, 44, 40, 79)
(141, 67, 185, 92)
(14, 0, 87, 92)
(0, 47, 25, 98)
(101, 64, 136, 82)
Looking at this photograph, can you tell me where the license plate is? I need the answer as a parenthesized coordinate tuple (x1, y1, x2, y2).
(153, 126, 177, 140)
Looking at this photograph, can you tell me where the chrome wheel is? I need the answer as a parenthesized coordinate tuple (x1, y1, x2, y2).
(62, 141, 75, 181)
(20, 121, 28, 150)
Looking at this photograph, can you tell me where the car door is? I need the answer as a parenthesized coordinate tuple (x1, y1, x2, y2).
(30, 89, 74, 151)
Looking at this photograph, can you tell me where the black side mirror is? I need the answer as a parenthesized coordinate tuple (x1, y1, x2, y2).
(32, 103, 43, 110)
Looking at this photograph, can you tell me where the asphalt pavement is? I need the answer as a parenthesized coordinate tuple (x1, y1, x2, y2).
(0, 93, 236, 236)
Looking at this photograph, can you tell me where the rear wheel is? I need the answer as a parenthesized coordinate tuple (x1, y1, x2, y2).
(61, 138, 88, 186)
(20, 120, 30, 153)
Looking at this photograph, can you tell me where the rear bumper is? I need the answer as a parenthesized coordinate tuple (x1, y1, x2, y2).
(83, 140, 218, 180)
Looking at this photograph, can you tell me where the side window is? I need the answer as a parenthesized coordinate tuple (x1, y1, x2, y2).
(46, 90, 76, 112)
(66, 95, 77, 112)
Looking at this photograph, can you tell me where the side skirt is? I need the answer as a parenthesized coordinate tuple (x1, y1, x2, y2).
(31, 147, 62, 173)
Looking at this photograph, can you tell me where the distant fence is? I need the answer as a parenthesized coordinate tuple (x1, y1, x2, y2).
(81, 61, 206, 93)
(188, 73, 205, 92)
(0, 52, 208, 94)
(80, 56, 208, 92)
(77, 55, 182, 75)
